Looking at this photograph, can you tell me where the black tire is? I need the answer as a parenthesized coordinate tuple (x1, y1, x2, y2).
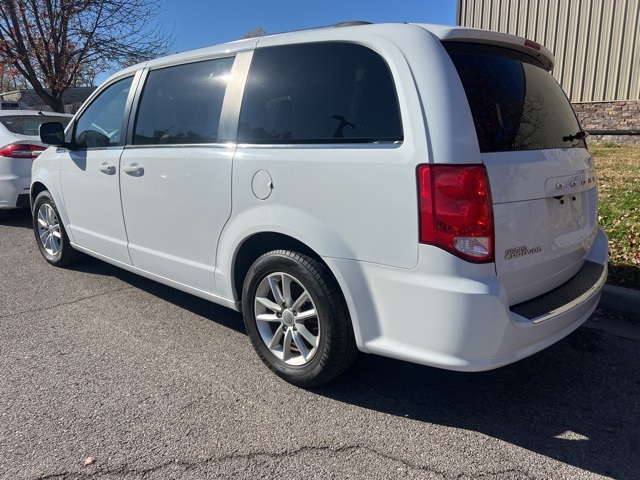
(32, 190, 81, 267)
(242, 250, 358, 387)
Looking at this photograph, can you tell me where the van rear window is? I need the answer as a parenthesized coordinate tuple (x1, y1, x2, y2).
(445, 43, 585, 152)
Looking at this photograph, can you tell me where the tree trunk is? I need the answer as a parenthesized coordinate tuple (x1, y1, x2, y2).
(48, 96, 65, 113)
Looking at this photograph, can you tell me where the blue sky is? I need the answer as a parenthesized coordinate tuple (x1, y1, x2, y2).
(157, 0, 458, 54)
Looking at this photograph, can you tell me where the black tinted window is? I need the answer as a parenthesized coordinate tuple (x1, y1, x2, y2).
(74, 77, 133, 149)
(446, 43, 585, 152)
(134, 57, 234, 145)
(239, 43, 403, 144)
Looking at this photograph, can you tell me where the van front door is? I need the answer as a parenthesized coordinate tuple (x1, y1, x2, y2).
(60, 76, 135, 265)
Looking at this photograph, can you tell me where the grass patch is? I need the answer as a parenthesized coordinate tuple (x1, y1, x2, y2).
(590, 142, 640, 290)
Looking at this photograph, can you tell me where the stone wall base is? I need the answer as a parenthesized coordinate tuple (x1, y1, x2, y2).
(585, 134, 640, 145)
(573, 100, 640, 144)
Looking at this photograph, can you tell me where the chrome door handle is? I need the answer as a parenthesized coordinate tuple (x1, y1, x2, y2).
(123, 164, 144, 176)
(98, 163, 116, 175)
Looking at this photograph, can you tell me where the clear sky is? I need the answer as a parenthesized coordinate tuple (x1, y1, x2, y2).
(157, 0, 458, 54)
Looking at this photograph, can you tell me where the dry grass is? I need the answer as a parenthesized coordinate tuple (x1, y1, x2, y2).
(590, 142, 640, 290)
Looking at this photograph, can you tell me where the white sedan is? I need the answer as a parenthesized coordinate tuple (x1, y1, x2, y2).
(0, 110, 71, 220)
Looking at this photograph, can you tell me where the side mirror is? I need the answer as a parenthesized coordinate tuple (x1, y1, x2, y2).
(39, 122, 68, 147)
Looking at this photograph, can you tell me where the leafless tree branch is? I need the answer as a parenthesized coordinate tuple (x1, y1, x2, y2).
(0, 0, 174, 111)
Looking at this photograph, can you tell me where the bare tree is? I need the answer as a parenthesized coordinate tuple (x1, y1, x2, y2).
(242, 27, 267, 39)
(0, 0, 174, 112)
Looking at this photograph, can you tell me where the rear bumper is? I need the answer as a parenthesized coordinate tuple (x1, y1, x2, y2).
(0, 160, 31, 209)
(328, 227, 608, 372)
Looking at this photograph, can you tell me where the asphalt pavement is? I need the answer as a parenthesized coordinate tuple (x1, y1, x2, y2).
(1, 208, 639, 479)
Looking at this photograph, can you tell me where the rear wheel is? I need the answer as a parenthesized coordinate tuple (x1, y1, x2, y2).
(33, 190, 81, 267)
(242, 250, 357, 387)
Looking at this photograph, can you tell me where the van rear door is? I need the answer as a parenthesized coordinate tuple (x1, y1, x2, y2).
(444, 42, 599, 306)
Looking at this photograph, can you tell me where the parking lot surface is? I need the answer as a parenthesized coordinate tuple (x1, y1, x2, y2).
(1, 209, 639, 479)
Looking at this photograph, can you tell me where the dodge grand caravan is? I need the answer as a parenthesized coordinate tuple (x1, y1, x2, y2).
(32, 22, 608, 386)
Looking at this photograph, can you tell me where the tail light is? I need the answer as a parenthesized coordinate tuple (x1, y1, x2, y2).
(524, 39, 542, 51)
(0, 143, 46, 159)
(417, 164, 494, 263)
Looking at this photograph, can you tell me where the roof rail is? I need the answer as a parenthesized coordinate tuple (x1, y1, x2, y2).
(334, 21, 372, 28)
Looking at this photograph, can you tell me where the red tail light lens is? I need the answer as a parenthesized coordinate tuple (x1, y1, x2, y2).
(417, 164, 494, 263)
(0, 143, 46, 159)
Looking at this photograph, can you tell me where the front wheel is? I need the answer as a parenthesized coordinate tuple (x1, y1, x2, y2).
(32, 190, 81, 267)
(242, 250, 357, 387)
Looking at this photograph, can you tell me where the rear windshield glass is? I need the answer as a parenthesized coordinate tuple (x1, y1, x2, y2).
(0, 115, 71, 136)
(445, 43, 585, 152)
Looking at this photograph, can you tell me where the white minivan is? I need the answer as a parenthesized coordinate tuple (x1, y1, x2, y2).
(32, 22, 608, 386)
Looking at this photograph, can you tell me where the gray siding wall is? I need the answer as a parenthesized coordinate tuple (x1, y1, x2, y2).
(457, 0, 640, 103)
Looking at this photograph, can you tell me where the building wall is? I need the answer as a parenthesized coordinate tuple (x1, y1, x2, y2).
(457, 0, 640, 103)
(0, 87, 96, 114)
(573, 100, 640, 144)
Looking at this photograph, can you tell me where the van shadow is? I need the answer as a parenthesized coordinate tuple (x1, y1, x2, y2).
(71, 256, 638, 478)
(315, 331, 640, 478)
(68, 256, 246, 335)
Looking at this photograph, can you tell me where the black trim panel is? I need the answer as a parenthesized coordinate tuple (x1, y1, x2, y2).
(511, 261, 605, 321)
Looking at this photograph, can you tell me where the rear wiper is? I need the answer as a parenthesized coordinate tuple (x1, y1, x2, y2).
(562, 130, 587, 142)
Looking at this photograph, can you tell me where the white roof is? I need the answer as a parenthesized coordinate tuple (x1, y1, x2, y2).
(107, 22, 556, 84)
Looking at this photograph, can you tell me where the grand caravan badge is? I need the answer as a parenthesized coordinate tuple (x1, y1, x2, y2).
(505, 245, 543, 260)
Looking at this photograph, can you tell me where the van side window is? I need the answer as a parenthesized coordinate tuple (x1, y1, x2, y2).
(238, 43, 403, 144)
(133, 57, 234, 145)
(74, 76, 133, 149)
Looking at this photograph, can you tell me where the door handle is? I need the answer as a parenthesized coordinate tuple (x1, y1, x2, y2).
(98, 163, 116, 175)
(123, 164, 144, 176)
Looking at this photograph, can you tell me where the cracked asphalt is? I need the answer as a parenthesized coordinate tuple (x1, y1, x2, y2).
(1, 209, 639, 479)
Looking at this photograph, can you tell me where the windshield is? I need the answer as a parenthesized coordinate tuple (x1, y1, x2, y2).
(0, 115, 71, 136)
(445, 43, 586, 152)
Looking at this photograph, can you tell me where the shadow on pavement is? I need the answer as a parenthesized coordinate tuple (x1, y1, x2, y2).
(68, 256, 246, 335)
(69, 254, 639, 478)
(0, 208, 32, 229)
(315, 330, 640, 478)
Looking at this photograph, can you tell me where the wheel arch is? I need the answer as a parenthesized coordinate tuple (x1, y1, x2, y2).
(30, 179, 75, 245)
(232, 231, 325, 304)
(225, 229, 373, 351)
(30, 181, 48, 211)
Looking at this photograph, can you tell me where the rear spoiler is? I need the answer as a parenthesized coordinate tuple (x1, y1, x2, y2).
(414, 24, 555, 72)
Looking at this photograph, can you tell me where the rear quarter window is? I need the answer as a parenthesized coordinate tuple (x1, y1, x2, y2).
(445, 43, 585, 152)
(238, 42, 403, 144)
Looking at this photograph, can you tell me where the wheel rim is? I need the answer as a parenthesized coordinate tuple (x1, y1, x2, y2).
(37, 203, 62, 256)
(254, 272, 320, 366)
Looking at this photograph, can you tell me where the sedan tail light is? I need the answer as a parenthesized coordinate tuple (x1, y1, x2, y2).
(0, 143, 46, 159)
(417, 164, 494, 263)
